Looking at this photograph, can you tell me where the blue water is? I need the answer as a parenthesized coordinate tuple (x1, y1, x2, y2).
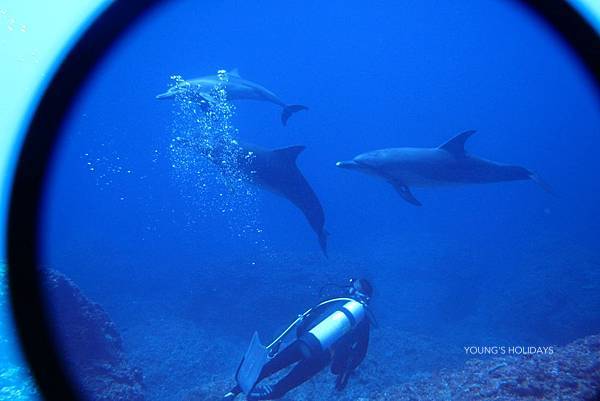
(22, 0, 600, 400)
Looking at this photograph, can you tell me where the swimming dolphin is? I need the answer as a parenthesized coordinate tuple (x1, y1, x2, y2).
(336, 130, 552, 206)
(176, 137, 328, 255)
(156, 69, 308, 126)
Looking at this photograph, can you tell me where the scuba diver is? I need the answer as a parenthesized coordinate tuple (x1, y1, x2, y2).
(222, 278, 375, 400)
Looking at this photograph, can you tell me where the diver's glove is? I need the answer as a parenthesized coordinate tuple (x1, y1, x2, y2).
(335, 371, 351, 391)
(246, 384, 274, 401)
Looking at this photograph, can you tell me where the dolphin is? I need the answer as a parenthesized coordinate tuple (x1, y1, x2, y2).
(176, 137, 328, 255)
(156, 69, 308, 126)
(336, 130, 552, 206)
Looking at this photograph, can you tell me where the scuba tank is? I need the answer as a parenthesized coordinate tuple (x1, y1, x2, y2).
(308, 299, 365, 349)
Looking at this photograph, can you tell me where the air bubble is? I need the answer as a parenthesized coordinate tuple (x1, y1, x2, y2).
(167, 70, 263, 244)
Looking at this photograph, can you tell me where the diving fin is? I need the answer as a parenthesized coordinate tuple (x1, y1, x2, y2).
(390, 181, 422, 206)
(235, 332, 271, 394)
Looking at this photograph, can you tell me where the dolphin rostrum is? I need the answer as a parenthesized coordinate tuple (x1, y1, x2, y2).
(176, 137, 328, 255)
(336, 130, 552, 206)
(157, 69, 308, 126)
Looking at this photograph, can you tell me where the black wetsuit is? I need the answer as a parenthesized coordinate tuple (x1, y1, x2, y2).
(233, 300, 370, 400)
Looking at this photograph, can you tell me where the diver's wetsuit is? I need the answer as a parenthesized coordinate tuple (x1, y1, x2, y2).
(232, 301, 370, 400)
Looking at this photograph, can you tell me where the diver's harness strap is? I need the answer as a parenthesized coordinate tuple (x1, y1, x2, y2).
(266, 297, 367, 356)
(338, 305, 358, 327)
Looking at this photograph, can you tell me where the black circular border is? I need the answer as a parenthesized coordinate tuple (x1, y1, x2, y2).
(6, 2, 163, 400)
(6, 1, 600, 401)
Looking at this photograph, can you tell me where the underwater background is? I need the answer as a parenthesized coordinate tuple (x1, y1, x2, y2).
(2, 1, 600, 400)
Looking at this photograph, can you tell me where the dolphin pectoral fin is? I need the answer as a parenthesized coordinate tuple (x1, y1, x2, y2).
(390, 182, 422, 206)
(528, 172, 554, 195)
(197, 92, 216, 104)
(189, 92, 217, 111)
(281, 105, 308, 126)
(318, 229, 329, 258)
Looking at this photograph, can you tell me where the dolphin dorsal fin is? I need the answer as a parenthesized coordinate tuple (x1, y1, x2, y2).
(438, 130, 477, 156)
(229, 68, 241, 77)
(274, 145, 306, 163)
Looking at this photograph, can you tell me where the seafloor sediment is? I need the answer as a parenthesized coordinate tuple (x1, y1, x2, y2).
(177, 333, 600, 401)
(385, 334, 600, 401)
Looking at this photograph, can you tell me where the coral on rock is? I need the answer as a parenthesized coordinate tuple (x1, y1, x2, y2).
(43, 269, 144, 401)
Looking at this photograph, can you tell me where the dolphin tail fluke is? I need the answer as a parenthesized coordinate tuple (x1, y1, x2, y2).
(318, 229, 329, 258)
(529, 172, 554, 195)
(390, 181, 422, 206)
(281, 105, 308, 126)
